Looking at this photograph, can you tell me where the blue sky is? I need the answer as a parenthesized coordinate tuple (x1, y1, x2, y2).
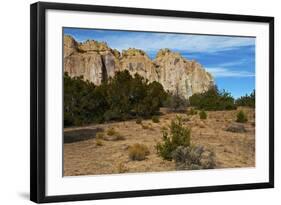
(64, 28, 255, 98)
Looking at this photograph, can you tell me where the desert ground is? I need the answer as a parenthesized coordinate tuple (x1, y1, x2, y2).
(64, 107, 255, 176)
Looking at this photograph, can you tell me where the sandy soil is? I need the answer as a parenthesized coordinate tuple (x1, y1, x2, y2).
(64, 107, 255, 176)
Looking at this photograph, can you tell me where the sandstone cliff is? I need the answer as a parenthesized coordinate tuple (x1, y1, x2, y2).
(154, 49, 213, 99)
(64, 35, 214, 99)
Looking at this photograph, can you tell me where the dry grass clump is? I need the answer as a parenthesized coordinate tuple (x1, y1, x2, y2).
(104, 127, 126, 141)
(116, 162, 128, 173)
(95, 132, 105, 140)
(128, 143, 150, 161)
(161, 126, 168, 132)
(96, 139, 103, 146)
(107, 127, 117, 136)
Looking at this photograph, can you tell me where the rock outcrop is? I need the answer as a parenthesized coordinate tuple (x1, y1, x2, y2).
(120, 48, 158, 83)
(64, 35, 214, 99)
(154, 49, 213, 99)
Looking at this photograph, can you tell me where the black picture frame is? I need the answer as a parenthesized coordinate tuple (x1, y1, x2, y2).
(30, 1, 274, 203)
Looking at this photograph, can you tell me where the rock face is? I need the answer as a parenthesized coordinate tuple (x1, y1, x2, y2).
(154, 49, 213, 99)
(64, 35, 214, 99)
(64, 35, 78, 58)
(120, 48, 158, 83)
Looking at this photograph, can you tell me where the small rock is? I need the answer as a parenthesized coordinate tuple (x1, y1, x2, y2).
(223, 148, 232, 153)
(121, 144, 129, 150)
(226, 123, 246, 133)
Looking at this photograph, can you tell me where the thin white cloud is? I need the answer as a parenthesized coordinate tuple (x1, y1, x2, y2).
(206, 67, 255, 78)
(216, 59, 247, 67)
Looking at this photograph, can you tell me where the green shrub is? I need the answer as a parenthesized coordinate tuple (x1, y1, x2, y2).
(189, 86, 236, 111)
(103, 110, 122, 121)
(64, 73, 108, 126)
(152, 115, 160, 123)
(156, 116, 191, 160)
(128, 143, 150, 161)
(172, 145, 216, 170)
(236, 111, 248, 123)
(136, 117, 142, 124)
(199, 110, 207, 119)
(235, 90, 255, 108)
(64, 112, 75, 127)
(187, 108, 197, 115)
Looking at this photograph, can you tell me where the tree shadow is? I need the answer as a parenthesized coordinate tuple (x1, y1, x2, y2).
(64, 128, 103, 144)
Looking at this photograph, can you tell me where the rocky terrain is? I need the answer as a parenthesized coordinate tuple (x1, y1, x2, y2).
(64, 107, 255, 176)
(64, 35, 214, 99)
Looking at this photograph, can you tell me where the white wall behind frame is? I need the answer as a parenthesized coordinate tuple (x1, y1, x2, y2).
(0, 0, 279, 205)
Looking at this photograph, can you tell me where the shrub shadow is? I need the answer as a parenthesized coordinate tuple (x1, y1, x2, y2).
(64, 128, 103, 144)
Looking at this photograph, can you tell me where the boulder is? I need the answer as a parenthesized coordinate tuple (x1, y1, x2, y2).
(226, 123, 247, 133)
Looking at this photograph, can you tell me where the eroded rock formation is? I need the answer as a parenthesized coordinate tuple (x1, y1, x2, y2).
(64, 35, 214, 99)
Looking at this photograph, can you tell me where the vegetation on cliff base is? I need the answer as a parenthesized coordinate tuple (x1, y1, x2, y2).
(164, 90, 188, 111)
(64, 71, 254, 127)
(64, 70, 167, 126)
(235, 90, 255, 108)
(189, 86, 237, 111)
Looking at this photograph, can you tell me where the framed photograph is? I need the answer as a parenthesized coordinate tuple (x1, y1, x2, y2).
(30, 2, 274, 203)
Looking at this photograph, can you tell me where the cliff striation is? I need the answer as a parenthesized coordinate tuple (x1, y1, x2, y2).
(64, 35, 214, 99)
